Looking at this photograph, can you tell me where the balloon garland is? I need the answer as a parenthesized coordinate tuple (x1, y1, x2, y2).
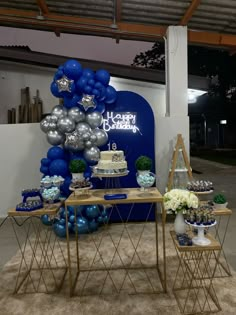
(40, 59, 117, 236)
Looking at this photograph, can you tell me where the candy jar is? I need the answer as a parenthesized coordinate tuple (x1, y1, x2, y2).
(136, 171, 156, 191)
(41, 186, 60, 208)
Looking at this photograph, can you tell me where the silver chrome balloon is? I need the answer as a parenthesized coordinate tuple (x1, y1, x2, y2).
(40, 115, 58, 133)
(85, 111, 103, 129)
(85, 140, 93, 148)
(92, 128, 108, 147)
(82, 132, 91, 141)
(51, 105, 67, 119)
(68, 107, 85, 123)
(90, 133, 97, 143)
(47, 130, 65, 145)
(76, 122, 92, 135)
(57, 116, 75, 134)
(84, 146, 100, 162)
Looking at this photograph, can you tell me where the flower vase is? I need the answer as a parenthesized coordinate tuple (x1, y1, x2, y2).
(174, 212, 186, 234)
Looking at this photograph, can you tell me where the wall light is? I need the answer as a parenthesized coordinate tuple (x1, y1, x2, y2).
(220, 120, 227, 125)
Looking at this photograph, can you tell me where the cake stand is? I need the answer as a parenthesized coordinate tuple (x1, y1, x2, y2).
(185, 220, 217, 246)
(69, 184, 93, 197)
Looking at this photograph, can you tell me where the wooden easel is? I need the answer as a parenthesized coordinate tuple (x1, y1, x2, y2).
(167, 134, 193, 191)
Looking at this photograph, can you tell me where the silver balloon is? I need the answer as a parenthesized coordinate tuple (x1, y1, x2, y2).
(84, 146, 100, 162)
(68, 107, 85, 123)
(92, 128, 108, 147)
(90, 134, 97, 143)
(82, 132, 91, 141)
(85, 111, 103, 129)
(76, 122, 92, 135)
(57, 116, 75, 134)
(64, 131, 85, 151)
(40, 115, 58, 133)
(47, 130, 65, 145)
(85, 140, 93, 148)
(51, 105, 67, 119)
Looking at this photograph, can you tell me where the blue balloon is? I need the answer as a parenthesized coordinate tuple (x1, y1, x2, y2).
(98, 86, 106, 101)
(94, 82, 103, 89)
(54, 224, 67, 238)
(95, 102, 105, 114)
(54, 69, 64, 80)
(76, 77, 88, 94)
(105, 85, 117, 104)
(63, 96, 74, 109)
(59, 208, 66, 219)
(73, 216, 89, 234)
(89, 219, 98, 232)
(47, 146, 65, 160)
(85, 205, 99, 219)
(76, 205, 84, 216)
(82, 68, 95, 80)
(59, 218, 66, 225)
(68, 206, 75, 214)
(41, 158, 51, 166)
(40, 165, 49, 175)
(92, 88, 100, 98)
(84, 85, 92, 94)
(50, 81, 61, 98)
(49, 159, 68, 177)
(95, 69, 110, 86)
(60, 81, 76, 97)
(63, 59, 82, 80)
(61, 176, 72, 197)
(41, 214, 52, 226)
(69, 214, 75, 223)
(88, 79, 95, 87)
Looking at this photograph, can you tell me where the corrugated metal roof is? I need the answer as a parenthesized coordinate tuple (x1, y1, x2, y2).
(1, 1, 236, 48)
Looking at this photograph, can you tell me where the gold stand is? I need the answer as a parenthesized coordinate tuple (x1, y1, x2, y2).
(65, 187, 166, 296)
(7, 205, 68, 294)
(171, 231, 221, 314)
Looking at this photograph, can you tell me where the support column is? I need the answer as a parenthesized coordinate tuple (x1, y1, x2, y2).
(166, 26, 188, 117)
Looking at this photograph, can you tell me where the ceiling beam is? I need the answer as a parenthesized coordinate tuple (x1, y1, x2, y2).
(36, 0, 49, 15)
(180, 0, 201, 25)
(1, 8, 236, 47)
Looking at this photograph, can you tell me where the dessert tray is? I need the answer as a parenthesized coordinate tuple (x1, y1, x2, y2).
(185, 220, 217, 246)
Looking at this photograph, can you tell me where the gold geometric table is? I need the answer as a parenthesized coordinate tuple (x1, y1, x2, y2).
(171, 231, 221, 314)
(65, 187, 166, 296)
(7, 204, 68, 294)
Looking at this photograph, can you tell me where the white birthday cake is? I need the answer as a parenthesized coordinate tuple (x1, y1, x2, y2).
(94, 150, 127, 174)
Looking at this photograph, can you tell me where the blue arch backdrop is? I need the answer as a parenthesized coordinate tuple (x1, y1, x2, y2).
(94, 90, 156, 222)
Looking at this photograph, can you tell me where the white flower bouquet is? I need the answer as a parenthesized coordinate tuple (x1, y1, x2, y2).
(163, 189, 199, 214)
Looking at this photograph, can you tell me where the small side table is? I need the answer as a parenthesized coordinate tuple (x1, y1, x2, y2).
(170, 231, 221, 315)
(7, 204, 68, 294)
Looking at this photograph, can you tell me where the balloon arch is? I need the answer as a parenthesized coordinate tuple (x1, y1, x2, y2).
(39, 59, 117, 237)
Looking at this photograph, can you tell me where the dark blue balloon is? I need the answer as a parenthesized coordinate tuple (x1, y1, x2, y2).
(83, 68, 95, 80)
(76, 77, 88, 94)
(60, 208, 66, 219)
(63, 96, 74, 109)
(95, 102, 105, 114)
(40, 165, 49, 175)
(68, 206, 75, 214)
(94, 82, 103, 89)
(92, 88, 100, 98)
(63, 59, 82, 80)
(54, 69, 64, 80)
(49, 159, 68, 177)
(105, 85, 117, 104)
(47, 146, 65, 160)
(95, 69, 110, 86)
(61, 176, 72, 197)
(88, 219, 98, 232)
(50, 81, 61, 98)
(60, 81, 76, 97)
(85, 205, 99, 219)
(84, 85, 92, 94)
(88, 79, 95, 87)
(76, 205, 84, 216)
(59, 218, 66, 225)
(69, 214, 75, 223)
(73, 216, 89, 234)
(98, 86, 106, 101)
(41, 158, 51, 166)
(41, 214, 52, 226)
(54, 224, 67, 238)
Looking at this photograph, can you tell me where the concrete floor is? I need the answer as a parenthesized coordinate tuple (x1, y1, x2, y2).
(0, 157, 235, 271)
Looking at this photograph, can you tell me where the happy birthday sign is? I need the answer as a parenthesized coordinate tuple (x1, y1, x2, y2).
(102, 111, 141, 134)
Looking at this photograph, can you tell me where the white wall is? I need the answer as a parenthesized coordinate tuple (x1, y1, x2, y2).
(0, 63, 189, 216)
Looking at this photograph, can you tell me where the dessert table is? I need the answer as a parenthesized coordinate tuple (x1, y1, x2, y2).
(64, 187, 166, 296)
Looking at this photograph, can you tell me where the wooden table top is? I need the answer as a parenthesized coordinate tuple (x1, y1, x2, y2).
(8, 202, 61, 217)
(65, 187, 163, 206)
(170, 230, 221, 252)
